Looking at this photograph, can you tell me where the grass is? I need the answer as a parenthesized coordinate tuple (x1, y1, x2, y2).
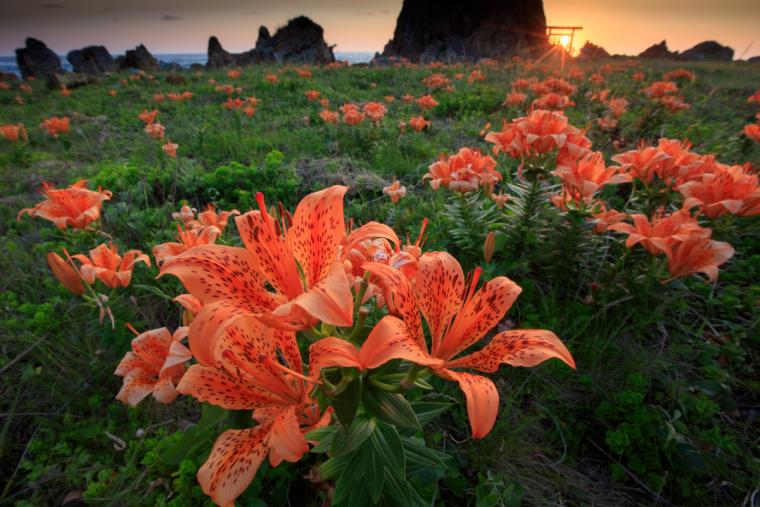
(0, 57, 758, 506)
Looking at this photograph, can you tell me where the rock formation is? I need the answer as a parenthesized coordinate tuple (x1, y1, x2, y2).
(15, 38, 63, 80)
(115, 44, 159, 70)
(577, 41, 609, 60)
(378, 0, 547, 62)
(678, 41, 733, 61)
(67, 46, 115, 75)
(206, 16, 334, 68)
(749, 56, 760, 64)
(638, 40, 676, 59)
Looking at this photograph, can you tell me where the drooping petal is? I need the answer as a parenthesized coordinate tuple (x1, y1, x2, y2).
(445, 329, 576, 371)
(197, 424, 272, 507)
(358, 315, 442, 370)
(267, 406, 309, 466)
(263, 261, 353, 330)
(115, 372, 155, 407)
(151, 377, 180, 404)
(187, 300, 257, 366)
(363, 262, 426, 351)
(414, 252, 465, 354)
(177, 364, 281, 410)
(437, 276, 522, 361)
(286, 185, 348, 286)
(308, 337, 363, 379)
(434, 368, 499, 439)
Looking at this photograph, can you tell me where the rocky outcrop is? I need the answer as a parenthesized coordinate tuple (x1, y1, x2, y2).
(577, 41, 609, 60)
(749, 56, 760, 64)
(379, 0, 547, 62)
(678, 41, 733, 61)
(206, 16, 334, 68)
(15, 38, 63, 80)
(67, 46, 114, 75)
(115, 44, 159, 70)
(638, 40, 676, 59)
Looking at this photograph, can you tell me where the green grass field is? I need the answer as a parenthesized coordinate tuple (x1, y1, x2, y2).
(1, 58, 758, 506)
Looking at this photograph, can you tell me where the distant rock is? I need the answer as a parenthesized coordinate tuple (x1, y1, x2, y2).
(678, 40, 733, 61)
(639, 40, 676, 59)
(379, 0, 547, 62)
(749, 56, 760, 64)
(15, 38, 63, 80)
(577, 41, 609, 60)
(206, 16, 334, 68)
(116, 44, 159, 70)
(67, 46, 114, 75)
(159, 61, 182, 72)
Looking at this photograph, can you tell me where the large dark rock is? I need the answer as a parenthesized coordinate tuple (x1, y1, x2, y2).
(678, 40, 733, 61)
(639, 40, 676, 59)
(577, 41, 609, 60)
(67, 45, 114, 75)
(749, 56, 760, 64)
(379, 0, 546, 62)
(206, 16, 334, 68)
(115, 44, 159, 70)
(15, 37, 63, 80)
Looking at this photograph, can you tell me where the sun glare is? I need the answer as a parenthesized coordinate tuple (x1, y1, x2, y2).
(559, 35, 571, 48)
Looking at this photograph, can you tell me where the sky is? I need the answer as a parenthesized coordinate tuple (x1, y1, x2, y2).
(0, 0, 758, 59)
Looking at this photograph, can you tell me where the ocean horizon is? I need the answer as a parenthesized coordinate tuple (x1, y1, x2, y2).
(0, 51, 375, 76)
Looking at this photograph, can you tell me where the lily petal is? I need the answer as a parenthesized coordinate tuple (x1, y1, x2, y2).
(414, 252, 465, 354)
(435, 368, 499, 439)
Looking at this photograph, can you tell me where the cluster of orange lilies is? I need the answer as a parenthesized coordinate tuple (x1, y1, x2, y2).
(18, 179, 575, 507)
(138, 109, 178, 157)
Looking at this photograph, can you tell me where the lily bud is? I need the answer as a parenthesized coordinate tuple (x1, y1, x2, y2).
(47, 252, 86, 295)
(483, 232, 496, 264)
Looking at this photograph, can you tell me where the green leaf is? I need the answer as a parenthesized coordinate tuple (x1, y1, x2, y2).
(363, 389, 422, 431)
(332, 451, 366, 505)
(410, 402, 452, 425)
(402, 436, 448, 471)
(319, 453, 353, 480)
(369, 420, 406, 477)
(363, 445, 384, 503)
(331, 417, 376, 458)
(159, 403, 226, 466)
(333, 377, 363, 428)
(306, 425, 339, 454)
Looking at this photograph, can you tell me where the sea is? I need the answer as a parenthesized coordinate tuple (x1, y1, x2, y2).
(0, 52, 374, 77)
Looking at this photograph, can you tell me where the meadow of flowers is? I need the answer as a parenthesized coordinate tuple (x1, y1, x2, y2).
(1, 57, 758, 506)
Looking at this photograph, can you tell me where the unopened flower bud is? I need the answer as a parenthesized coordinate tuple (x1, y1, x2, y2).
(484, 231, 496, 264)
(47, 252, 85, 295)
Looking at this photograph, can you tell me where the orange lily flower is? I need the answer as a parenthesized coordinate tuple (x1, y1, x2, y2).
(195, 204, 240, 233)
(47, 251, 86, 295)
(608, 209, 709, 255)
(678, 163, 760, 218)
(503, 91, 526, 107)
(416, 94, 438, 110)
(138, 109, 158, 124)
(591, 205, 628, 233)
(554, 151, 631, 205)
(1, 123, 27, 142)
(172, 204, 197, 225)
(408, 116, 430, 132)
(159, 186, 398, 366)
(312, 252, 575, 439)
(363, 101, 387, 123)
(177, 318, 330, 507)
(153, 225, 220, 267)
(40, 116, 70, 137)
(145, 122, 165, 140)
(532, 93, 575, 111)
(265, 73, 279, 84)
(162, 140, 178, 157)
(115, 326, 191, 406)
(611, 143, 671, 185)
(342, 109, 365, 126)
(73, 242, 150, 289)
(744, 124, 760, 142)
(424, 147, 500, 193)
(383, 179, 407, 203)
(661, 233, 734, 283)
(17, 180, 111, 230)
(319, 109, 339, 124)
(305, 90, 320, 101)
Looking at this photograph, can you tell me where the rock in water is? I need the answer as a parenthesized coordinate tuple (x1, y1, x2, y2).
(577, 41, 609, 60)
(116, 44, 159, 70)
(679, 41, 733, 61)
(379, 0, 547, 62)
(67, 46, 115, 75)
(207, 17, 334, 67)
(638, 40, 676, 59)
(15, 38, 63, 80)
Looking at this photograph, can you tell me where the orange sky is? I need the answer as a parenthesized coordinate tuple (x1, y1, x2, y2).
(0, 0, 758, 58)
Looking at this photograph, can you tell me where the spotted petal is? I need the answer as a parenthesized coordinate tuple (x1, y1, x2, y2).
(446, 329, 576, 371)
(434, 368, 499, 439)
(177, 364, 281, 410)
(414, 252, 465, 355)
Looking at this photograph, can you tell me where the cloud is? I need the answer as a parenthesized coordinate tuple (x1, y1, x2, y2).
(161, 14, 182, 21)
(40, 3, 64, 8)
